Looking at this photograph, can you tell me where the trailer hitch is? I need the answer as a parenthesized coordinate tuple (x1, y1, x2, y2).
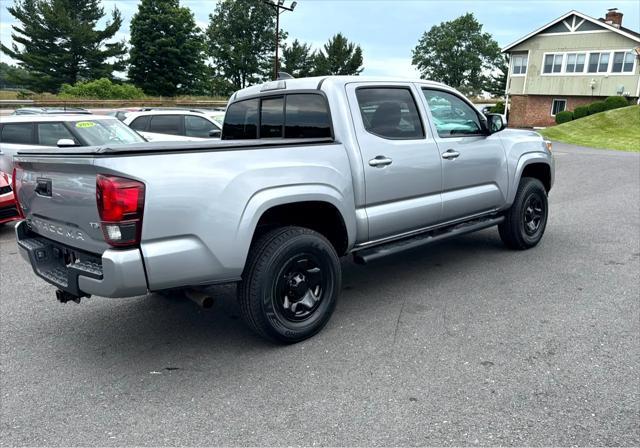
(55, 289, 88, 304)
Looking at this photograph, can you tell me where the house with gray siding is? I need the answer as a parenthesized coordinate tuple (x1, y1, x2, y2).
(503, 8, 640, 127)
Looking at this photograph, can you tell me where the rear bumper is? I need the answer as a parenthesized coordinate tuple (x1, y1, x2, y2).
(16, 220, 148, 298)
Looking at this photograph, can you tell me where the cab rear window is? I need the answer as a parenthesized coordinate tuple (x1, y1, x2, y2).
(222, 93, 331, 140)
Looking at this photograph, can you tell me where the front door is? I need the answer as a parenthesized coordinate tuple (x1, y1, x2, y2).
(420, 87, 508, 222)
(346, 83, 443, 241)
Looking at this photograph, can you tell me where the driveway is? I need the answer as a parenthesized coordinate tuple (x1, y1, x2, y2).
(1, 142, 638, 446)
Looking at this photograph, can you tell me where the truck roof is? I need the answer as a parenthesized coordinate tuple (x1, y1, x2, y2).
(232, 75, 450, 101)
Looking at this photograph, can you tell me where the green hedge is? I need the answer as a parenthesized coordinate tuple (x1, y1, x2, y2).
(555, 110, 574, 124)
(588, 101, 607, 115)
(573, 105, 590, 119)
(604, 96, 629, 111)
(489, 101, 505, 114)
(59, 78, 145, 100)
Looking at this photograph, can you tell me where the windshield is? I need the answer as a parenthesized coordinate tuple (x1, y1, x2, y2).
(209, 112, 225, 127)
(71, 119, 146, 145)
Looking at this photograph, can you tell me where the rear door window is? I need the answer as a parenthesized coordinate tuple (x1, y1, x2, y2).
(285, 94, 332, 138)
(355, 88, 424, 139)
(0, 123, 35, 144)
(37, 122, 77, 146)
(148, 115, 182, 135)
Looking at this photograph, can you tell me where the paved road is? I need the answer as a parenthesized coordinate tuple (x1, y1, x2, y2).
(1, 143, 638, 446)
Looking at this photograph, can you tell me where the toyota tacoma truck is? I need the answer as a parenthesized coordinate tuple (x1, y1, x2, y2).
(12, 76, 554, 343)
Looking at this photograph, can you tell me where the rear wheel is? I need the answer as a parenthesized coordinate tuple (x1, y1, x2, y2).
(238, 226, 341, 343)
(499, 177, 548, 250)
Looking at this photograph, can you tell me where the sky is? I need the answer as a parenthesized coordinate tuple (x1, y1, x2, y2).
(1, 0, 639, 77)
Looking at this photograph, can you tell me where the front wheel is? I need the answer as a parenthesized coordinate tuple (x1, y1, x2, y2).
(499, 177, 548, 250)
(238, 226, 341, 344)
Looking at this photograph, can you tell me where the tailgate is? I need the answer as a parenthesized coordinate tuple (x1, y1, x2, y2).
(14, 156, 110, 254)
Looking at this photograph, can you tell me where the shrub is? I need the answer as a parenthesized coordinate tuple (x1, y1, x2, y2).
(604, 96, 629, 110)
(573, 105, 590, 119)
(555, 110, 574, 124)
(16, 89, 34, 99)
(489, 101, 505, 114)
(588, 101, 607, 115)
(59, 78, 145, 100)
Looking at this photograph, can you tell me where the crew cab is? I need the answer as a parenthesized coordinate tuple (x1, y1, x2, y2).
(12, 76, 554, 343)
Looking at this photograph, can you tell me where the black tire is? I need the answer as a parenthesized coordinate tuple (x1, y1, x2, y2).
(499, 177, 548, 250)
(238, 226, 341, 344)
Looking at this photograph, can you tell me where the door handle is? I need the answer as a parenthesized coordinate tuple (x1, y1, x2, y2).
(369, 156, 393, 167)
(441, 149, 460, 160)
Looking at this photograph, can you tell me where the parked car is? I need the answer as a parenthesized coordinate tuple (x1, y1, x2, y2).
(474, 103, 508, 125)
(12, 76, 554, 344)
(122, 109, 222, 141)
(0, 171, 19, 225)
(0, 115, 147, 175)
(12, 107, 91, 116)
(106, 108, 146, 122)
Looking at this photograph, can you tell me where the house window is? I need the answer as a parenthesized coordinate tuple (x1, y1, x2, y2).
(612, 51, 635, 73)
(588, 52, 610, 73)
(551, 99, 567, 116)
(543, 54, 563, 73)
(565, 53, 586, 73)
(511, 54, 528, 75)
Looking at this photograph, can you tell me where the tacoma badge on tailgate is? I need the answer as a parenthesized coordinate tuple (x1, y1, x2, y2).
(28, 218, 86, 242)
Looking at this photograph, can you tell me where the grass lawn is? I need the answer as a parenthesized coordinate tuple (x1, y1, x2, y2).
(539, 105, 640, 152)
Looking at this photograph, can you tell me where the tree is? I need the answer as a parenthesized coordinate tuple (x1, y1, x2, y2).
(0, 62, 31, 89)
(128, 0, 207, 96)
(483, 54, 509, 97)
(281, 39, 314, 78)
(1, 0, 126, 92)
(313, 33, 364, 76)
(412, 13, 501, 96)
(206, 0, 285, 90)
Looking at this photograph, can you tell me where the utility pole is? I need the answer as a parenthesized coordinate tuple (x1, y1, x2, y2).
(263, 0, 297, 80)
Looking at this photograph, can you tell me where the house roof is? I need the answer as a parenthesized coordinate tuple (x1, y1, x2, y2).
(502, 9, 640, 52)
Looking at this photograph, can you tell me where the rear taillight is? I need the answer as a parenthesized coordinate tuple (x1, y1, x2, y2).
(12, 167, 25, 219)
(96, 174, 145, 247)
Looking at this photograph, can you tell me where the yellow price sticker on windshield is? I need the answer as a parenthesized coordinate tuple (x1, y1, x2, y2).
(75, 121, 97, 128)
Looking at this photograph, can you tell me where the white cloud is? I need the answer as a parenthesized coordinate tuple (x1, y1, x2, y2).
(362, 55, 420, 78)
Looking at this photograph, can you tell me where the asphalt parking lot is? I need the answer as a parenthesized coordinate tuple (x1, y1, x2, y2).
(1, 142, 638, 446)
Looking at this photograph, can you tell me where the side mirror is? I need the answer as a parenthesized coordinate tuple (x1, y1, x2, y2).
(57, 138, 77, 147)
(208, 129, 221, 138)
(486, 114, 505, 134)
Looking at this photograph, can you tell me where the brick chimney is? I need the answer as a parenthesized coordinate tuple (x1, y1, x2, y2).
(605, 8, 623, 28)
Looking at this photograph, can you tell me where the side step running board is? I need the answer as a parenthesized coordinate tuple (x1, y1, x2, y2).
(353, 216, 504, 264)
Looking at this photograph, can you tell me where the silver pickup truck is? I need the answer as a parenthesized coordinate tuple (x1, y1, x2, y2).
(12, 76, 554, 343)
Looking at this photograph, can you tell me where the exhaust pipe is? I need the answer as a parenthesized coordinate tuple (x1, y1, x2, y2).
(185, 290, 214, 309)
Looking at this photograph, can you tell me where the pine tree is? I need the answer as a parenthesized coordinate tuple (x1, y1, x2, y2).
(1, 0, 126, 92)
(281, 39, 314, 78)
(313, 33, 364, 76)
(128, 0, 207, 96)
(483, 54, 509, 98)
